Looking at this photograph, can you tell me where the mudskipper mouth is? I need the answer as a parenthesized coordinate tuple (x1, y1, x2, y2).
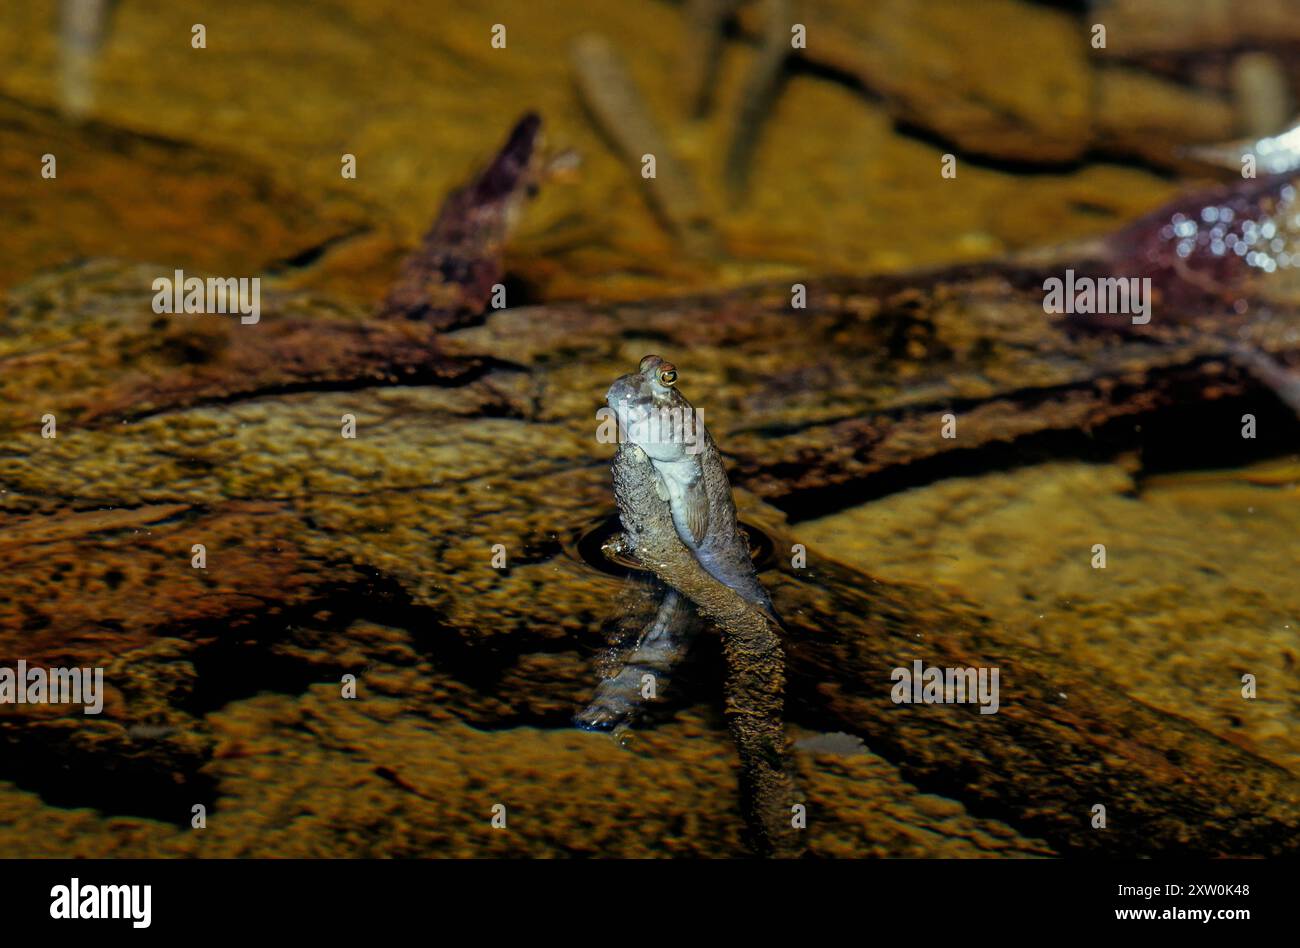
(566, 512, 777, 578)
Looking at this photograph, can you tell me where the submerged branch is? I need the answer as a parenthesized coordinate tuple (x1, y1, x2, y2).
(611, 443, 802, 858)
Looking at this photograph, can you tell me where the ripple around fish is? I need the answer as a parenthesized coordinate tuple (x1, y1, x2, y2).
(566, 512, 777, 578)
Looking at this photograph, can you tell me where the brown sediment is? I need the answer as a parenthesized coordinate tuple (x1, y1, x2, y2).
(0, 95, 372, 294)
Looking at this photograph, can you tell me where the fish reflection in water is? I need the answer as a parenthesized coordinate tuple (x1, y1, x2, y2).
(571, 510, 778, 734)
(574, 582, 696, 734)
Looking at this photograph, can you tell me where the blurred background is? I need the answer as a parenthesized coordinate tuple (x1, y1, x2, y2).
(6, 0, 1300, 306)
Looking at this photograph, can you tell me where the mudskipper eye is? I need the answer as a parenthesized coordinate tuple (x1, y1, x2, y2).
(659, 366, 677, 386)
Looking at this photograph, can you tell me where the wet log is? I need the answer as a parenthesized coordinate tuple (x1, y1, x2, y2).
(765, 539, 1300, 856)
(2, 114, 1298, 855)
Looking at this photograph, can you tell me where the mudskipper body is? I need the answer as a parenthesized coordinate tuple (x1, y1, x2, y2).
(592, 357, 800, 855)
(575, 355, 776, 732)
(604, 354, 773, 616)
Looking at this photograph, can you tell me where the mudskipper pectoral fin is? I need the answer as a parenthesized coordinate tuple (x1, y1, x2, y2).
(602, 533, 643, 571)
(681, 478, 711, 545)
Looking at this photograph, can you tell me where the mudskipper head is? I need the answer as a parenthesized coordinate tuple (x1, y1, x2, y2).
(606, 355, 702, 460)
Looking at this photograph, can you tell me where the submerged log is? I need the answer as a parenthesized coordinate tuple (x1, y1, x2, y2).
(2, 114, 1298, 855)
(766, 539, 1300, 855)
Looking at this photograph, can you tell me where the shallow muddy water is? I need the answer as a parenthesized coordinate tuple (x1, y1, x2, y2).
(1, 0, 1298, 858)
